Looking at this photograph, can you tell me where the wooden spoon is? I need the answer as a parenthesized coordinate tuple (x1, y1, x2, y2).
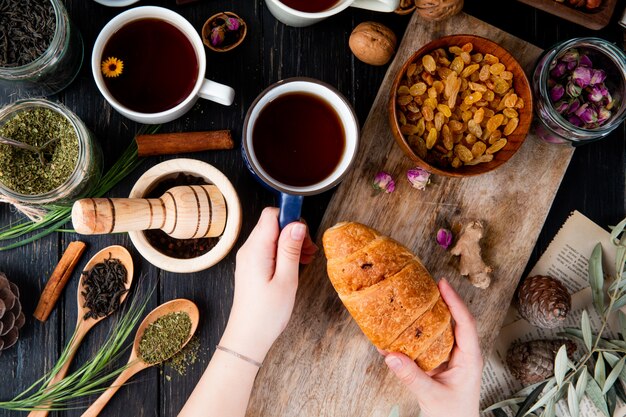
(28, 245, 134, 417)
(81, 299, 199, 417)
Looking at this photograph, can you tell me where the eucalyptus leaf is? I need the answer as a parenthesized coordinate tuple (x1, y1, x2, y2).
(484, 398, 525, 412)
(603, 352, 620, 367)
(585, 373, 611, 417)
(513, 379, 554, 398)
(567, 382, 580, 417)
(609, 217, 626, 245)
(525, 385, 559, 415)
(595, 352, 606, 388)
(542, 399, 556, 417)
(555, 345, 569, 387)
(619, 311, 626, 342)
(589, 243, 605, 315)
(513, 381, 548, 417)
(603, 356, 625, 394)
(607, 339, 626, 349)
(559, 329, 584, 344)
(581, 310, 593, 351)
(387, 405, 400, 417)
(607, 385, 617, 416)
(608, 273, 626, 293)
(576, 369, 588, 401)
(612, 293, 626, 311)
(613, 379, 626, 404)
(615, 245, 626, 280)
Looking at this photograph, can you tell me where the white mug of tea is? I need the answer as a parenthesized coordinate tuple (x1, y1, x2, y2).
(242, 78, 359, 228)
(91, 6, 235, 124)
(266, 0, 400, 27)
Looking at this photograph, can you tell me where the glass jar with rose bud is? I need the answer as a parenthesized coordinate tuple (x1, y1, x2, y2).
(532, 37, 626, 145)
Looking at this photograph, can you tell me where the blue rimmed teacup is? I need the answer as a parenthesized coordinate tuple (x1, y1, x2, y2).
(242, 77, 359, 229)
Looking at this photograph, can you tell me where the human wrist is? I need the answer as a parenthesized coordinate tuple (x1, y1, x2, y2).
(219, 324, 272, 364)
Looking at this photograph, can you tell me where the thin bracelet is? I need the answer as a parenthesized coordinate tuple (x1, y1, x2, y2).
(216, 345, 263, 368)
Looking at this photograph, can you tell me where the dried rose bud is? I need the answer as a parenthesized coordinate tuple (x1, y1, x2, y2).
(586, 85, 604, 103)
(579, 54, 593, 68)
(567, 114, 584, 127)
(550, 62, 567, 79)
(225, 17, 241, 31)
(554, 100, 569, 113)
(597, 107, 612, 124)
(575, 103, 598, 124)
(407, 167, 431, 190)
(210, 26, 226, 46)
(567, 99, 581, 114)
(550, 84, 565, 102)
(373, 171, 395, 194)
(560, 48, 579, 64)
(436, 228, 453, 250)
(566, 81, 582, 98)
(589, 69, 606, 85)
(572, 66, 592, 88)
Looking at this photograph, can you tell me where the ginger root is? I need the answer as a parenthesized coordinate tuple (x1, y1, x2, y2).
(450, 220, 492, 289)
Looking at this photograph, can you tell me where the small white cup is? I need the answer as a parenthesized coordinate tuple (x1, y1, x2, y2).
(91, 6, 235, 124)
(266, 0, 400, 27)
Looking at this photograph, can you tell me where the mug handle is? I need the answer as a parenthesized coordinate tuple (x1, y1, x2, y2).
(198, 79, 236, 106)
(350, 0, 399, 12)
(278, 193, 303, 230)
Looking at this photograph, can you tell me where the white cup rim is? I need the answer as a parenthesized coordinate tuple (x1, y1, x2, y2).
(242, 77, 360, 196)
(268, 0, 353, 18)
(91, 6, 206, 121)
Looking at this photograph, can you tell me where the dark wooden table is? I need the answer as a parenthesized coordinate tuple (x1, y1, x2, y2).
(1, 1, 625, 416)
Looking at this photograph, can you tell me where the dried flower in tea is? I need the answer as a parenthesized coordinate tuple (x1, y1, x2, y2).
(0, 107, 78, 195)
(81, 254, 128, 320)
(0, 0, 56, 67)
(139, 312, 192, 365)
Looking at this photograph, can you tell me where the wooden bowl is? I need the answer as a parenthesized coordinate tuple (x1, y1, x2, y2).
(388, 34, 533, 177)
(202, 12, 247, 53)
(128, 159, 242, 274)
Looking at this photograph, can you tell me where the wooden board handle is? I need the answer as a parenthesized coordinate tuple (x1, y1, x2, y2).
(72, 185, 227, 239)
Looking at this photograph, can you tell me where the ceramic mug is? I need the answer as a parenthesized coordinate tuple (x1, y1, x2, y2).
(91, 6, 235, 124)
(242, 78, 359, 229)
(266, 0, 400, 27)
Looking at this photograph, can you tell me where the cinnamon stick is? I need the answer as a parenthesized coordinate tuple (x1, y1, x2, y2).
(136, 130, 234, 157)
(34, 241, 87, 322)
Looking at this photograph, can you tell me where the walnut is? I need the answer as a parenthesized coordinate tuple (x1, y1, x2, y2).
(348, 22, 397, 66)
(415, 0, 464, 21)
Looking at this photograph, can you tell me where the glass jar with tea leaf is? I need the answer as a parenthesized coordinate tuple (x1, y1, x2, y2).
(0, 0, 83, 97)
(0, 99, 102, 205)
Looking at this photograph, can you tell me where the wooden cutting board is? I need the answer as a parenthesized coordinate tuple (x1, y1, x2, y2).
(247, 12, 574, 417)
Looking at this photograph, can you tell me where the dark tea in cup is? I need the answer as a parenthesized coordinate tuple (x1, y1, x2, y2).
(278, 0, 341, 12)
(101, 18, 198, 113)
(252, 92, 345, 187)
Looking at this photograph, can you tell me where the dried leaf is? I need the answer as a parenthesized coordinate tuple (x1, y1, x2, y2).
(609, 217, 626, 245)
(589, 243, 605, 315)
(581, 310, 592, 351)
(603, 356, 625, 394)
(567, 382, 580, 417)
(615, 245, 626, 279)
(620, 311, 626, 342)
(555, 344, 569, 387)
(606, 385, 617, 416)
(560, 328, 584, 344)
(612, 294, 626, 311)
(513, 381, 548, 417)
(575, 369, 588, 401)
(614, 379, 626, 404)
(585, 372, 610, 417)
(595, 352, 606, 388)
(603, 352, 620, 367)
(525, 384, 559, 415)
(543, 399, 556, 417)
(483, 397, 525, 412)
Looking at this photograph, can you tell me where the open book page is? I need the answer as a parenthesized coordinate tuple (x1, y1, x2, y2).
(480, 210, 622, 416)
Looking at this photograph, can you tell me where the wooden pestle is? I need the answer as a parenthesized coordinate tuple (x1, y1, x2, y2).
(72, 185, 227, 239)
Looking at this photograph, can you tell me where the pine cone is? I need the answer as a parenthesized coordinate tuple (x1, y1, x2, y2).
(0, 272, 25, 354)
(517, 275, 571, 329)
(507, 339, 577, 385)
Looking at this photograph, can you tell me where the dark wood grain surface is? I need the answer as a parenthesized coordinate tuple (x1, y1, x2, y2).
(0, 1, 624, 416)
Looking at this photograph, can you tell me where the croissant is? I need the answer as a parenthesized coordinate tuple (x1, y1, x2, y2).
(322, 221, 454, 371)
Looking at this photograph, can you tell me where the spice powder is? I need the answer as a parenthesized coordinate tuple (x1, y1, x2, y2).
(0, 107, 79, 195)
(139, 311, 192, 365)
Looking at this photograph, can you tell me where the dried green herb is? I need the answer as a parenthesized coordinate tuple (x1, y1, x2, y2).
(164, 335, 200, 376)
(0, 0, 56, 67)
(81, 254, 128, 320)
(139, 311, 191, 365)
(0, 107, 78, 195)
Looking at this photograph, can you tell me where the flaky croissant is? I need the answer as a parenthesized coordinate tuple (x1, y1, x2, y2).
(322, 222, 454, 371)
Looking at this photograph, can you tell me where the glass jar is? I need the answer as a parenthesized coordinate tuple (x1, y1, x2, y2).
(0, 0, 83, 98)
(532, 37, 626, 145)
(0, 99, 102, 205)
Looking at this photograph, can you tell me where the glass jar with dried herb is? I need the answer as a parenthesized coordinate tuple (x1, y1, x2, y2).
(0, 0, 83, 97)
(0, 99, 102, 205)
